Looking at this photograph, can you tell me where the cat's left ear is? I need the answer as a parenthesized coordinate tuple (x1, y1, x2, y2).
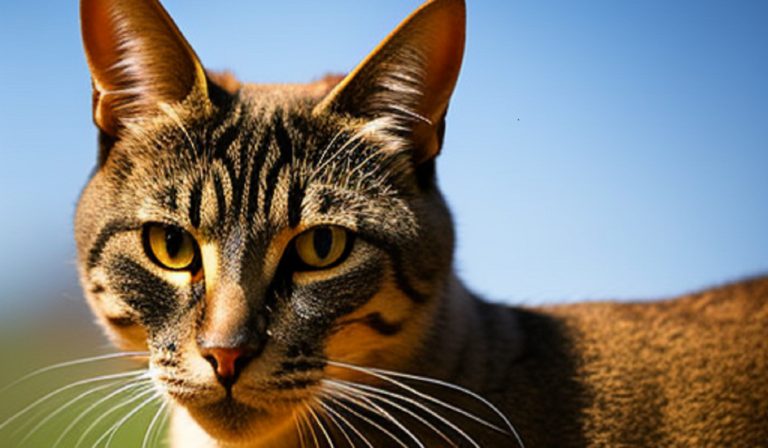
(314, 0, 465, 164)
(80, 0, 208, 137)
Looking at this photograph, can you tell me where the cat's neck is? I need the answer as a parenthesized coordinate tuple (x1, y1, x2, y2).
(414, 276, 587, 446)
(414, 275, 526, 387)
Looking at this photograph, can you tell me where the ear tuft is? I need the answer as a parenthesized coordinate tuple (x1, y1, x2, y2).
(81, 0, 208, 136)
(314, 0, 465, 164)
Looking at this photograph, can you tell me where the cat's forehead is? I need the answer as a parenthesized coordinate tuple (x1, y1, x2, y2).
(104, 81, 411, 242)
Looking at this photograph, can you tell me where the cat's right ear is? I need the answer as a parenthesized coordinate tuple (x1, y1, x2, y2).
(80, 0, 207, 138)
(314, 0, 465, 165)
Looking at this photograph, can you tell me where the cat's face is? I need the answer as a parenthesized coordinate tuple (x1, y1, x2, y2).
(76, 0, 464, 442)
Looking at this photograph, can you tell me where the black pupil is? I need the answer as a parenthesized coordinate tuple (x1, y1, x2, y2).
(165, 227, 185, 259)
(313, 228, 333, 260)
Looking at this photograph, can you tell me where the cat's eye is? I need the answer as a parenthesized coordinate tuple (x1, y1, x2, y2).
(294, 226, 352, 270)
(143, 224, 200, 272)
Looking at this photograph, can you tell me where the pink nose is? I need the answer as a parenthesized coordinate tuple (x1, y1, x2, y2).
(200, 346, 254, 387)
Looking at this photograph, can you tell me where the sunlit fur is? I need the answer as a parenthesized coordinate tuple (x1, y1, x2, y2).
(58, 0, 768, 446)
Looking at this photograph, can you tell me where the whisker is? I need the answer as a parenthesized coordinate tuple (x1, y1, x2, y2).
(142, 399, 168, 448)
(0, 369, 149, 433)
(327, 360, 525, 447)
(152, 405, 172, 448)
(308, 404, 335, 448)
(315, 397, 356, 448)
(73, 383, 156, 448)
(300, 404, 322, 448)
(322, 385, 412, 448)
(330, 382, 427, 448)
(295, 409, 308, 448)
(100, 392, 161, 448)
(331, 380, 464, 448)
(52, 379, 152, 448)
(13, 380, 122, 446)
(318, 395, 375, 448)
(0, 352, 149, 395)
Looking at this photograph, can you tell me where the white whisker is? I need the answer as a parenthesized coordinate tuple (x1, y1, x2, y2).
(324, 385, 414, 448)
(308, 404, 335, 448)
(301, 404, 322, 448)
(327, 360, 525, 448)
(53, 378, 153, 448)
(0, 369, 149, 433)
(315, 397, 356, 448)
(331, 380, 464, 448)
(101, 392, 161, 448)
(73, 383, 156, 448)
(318, 395, 375, 448)
(337, 384, 425, 448)
(295, 409, 308, 448)
(14, 380, 121, 446)
(153, 405, 172, 448)
(0, 352, 149, 395)
(142, 399, 168, 448)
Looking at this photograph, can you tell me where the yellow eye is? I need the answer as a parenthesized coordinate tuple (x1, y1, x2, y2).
(144, 224, 199, 271)
(294, 226, 350, 269)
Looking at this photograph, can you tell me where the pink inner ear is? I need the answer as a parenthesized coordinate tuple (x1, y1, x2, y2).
(81, 0, 207, 136)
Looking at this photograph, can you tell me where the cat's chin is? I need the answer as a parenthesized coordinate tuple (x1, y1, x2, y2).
(183, 397, 297, 444)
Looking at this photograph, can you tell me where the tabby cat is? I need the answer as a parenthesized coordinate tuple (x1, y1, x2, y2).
(75, 0, 768, 446)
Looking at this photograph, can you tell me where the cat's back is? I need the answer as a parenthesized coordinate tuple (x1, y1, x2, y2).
(532, 275, 768, 446)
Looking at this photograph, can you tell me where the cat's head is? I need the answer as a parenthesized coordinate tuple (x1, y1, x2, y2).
(76, 0, 464, 442)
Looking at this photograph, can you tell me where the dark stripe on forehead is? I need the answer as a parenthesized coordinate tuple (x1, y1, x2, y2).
(213, 171, 227, 224)
(164, 185, 179, 212)
(189, 180, 203, 229)
(212, 113, 243, 162)
(287, 180, 305, 228)
(87, 220, 141, 270)
(274, 114, 294, 159)
(106, 154, 135, 186)
(246, 130, 272, 222)
(204, 104, 234, 155)
(262, 114, 294, 219)
(226, 114, 249, 215)
(318, 190, 336, 215)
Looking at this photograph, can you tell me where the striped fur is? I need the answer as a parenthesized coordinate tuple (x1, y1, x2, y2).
(76, 0, 768, 447)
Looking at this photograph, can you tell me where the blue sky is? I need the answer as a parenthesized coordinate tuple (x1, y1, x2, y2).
(0, 0, 766, 316)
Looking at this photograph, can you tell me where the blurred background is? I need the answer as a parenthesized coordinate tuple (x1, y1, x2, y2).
(0, 0, 766, 446)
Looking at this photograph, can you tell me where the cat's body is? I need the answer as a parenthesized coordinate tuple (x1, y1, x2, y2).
(75, 0, 768, 446)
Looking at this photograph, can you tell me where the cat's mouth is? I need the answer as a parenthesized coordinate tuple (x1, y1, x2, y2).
(181, 394, 302, 443)
(161, 371, 320, 442)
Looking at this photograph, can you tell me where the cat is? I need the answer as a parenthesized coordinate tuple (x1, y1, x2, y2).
(74, 0, 768, 446)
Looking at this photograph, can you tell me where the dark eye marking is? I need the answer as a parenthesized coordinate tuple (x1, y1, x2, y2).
(86, 220, 142, 271)
(108, 255, 179, 327)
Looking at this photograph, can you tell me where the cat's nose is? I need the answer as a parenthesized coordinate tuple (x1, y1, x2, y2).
(201, 346, 255, 388)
